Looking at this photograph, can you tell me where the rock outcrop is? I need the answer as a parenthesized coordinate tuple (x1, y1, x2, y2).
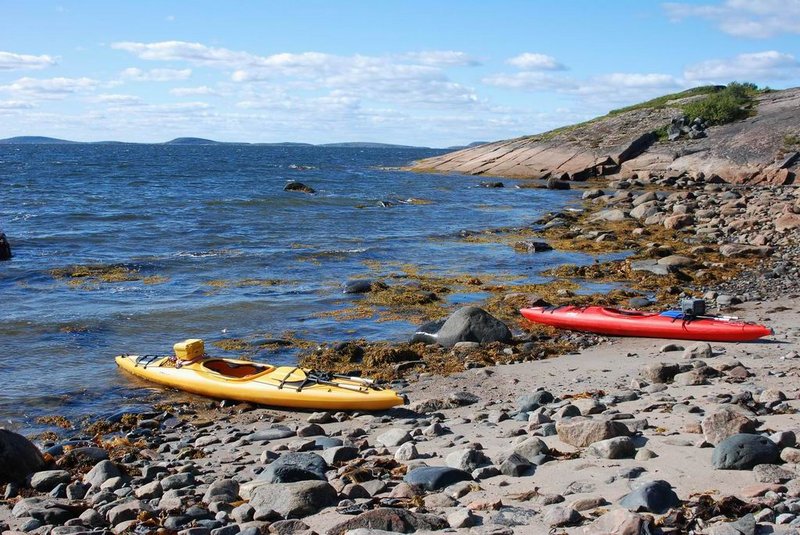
(413, 88, 800, 185)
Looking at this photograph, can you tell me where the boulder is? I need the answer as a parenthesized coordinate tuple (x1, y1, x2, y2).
(0, 429, 46, 483)
(712, 434, 780, 470)
(586, 437, 635, 459)
(517, 391, 554, 412)
(327, 508, 448, 535)
(619, 480, 680, 514)
(258, 452, 327, 483)
(499, 453, 533, 477)
(342, 280, 373, 294)
(557, 417, 630, 448)
(410, 319, 446, 344)
(546, 177, 571, 190)
(702, 406, 757, 445)
(433, 306, 512, 348)
(283, 182, 315, 194)
(585, 509, 654, 534)
(0, 232, 11, 261)
(249, 480, 337, 519)
(404, 466, 472, 491)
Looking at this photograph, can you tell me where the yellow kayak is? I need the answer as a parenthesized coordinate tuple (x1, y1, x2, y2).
(115, 350, 406, 411)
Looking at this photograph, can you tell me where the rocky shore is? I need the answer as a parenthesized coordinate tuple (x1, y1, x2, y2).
(1, 173, 799, 535)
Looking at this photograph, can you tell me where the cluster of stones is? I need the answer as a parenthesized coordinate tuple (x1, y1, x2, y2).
(666, 115, 707, 141)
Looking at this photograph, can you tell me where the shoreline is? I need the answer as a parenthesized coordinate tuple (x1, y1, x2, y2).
(1, 174, 799, 534)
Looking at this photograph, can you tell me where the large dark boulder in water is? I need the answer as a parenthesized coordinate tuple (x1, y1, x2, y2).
(434, 306, 512, 348)
(284, 181, 315, 194)
(0, 232, 11, 261)
(0, 429, 46, 483)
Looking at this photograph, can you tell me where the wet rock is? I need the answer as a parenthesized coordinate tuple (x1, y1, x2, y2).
(712, 434, 780, 470)
(702, 406, 757, 445)
(546, 177, 570, 190)
(479, 181, 504, 188)
(583, 189, 605, 199)
(434, 306, 512, 348)
(404, 466, 472, 491)
(556, 417, 631, 448)
(342, 280, 373, 294)
(586, 437, 635, 459)
(258, 452, 327, 483)
(249, 480, 337, 519)
(0, 232, 11, 260)
(0, 429, 46, 483)
(283, 182, 315, 194)
(619, 480, 680, 514)
(327, 508, 448, 534)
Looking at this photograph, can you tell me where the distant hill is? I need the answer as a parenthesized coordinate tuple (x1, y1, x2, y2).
(0, 136, 433, 149)
(163, 137, 227, 145)
(444, 141, 490, 150)
(319, 142, 429, 149)
(0, 136, 77, 144)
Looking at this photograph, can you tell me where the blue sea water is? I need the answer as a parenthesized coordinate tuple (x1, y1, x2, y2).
(0, 144, 613, 431)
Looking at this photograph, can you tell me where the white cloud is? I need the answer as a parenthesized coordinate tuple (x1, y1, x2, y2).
(94, 93, 144, 105)
(0, 51, 56, 70)
(507, 53, 566, 71)
(120, 67, 192, 82)
(112, 41, 255, 67)
(684, 50, 800, 83)
(401, 51, 480, 67)
(482, 71, 576, 91)
(170, 86, 219, 97)
(0, 100, 34, 110)
(664, 0, 800, 38)
(0, 77, 98, 99)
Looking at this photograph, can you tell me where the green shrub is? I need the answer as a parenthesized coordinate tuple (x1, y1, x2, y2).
(680, 82, 757, 125)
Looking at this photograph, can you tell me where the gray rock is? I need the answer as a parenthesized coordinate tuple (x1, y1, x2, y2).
(248, 426, 295, 442)
(82, 460, 121, 489)
(0, 429, 46, 483)
(586, 437, 635, 459)
(542, 505, 581, 527)
(752, 463, 795, 483)
(434, 306, 512, 348)
(640, 362, 679, 383)
(492, 506, 537, 527)
(12, 497, 78, 524)
(446, 448, 491, 472)
(258, 452, 327, 483)
(321, 446, 359, 465)
(508, 437, 549, 463)
(394, 442, 419, 462)
(249, 480, 337, 519)
(268, 519, 310, 534)
(448, 508, 478, 528)
(342, 280, 373, 294)
(683, 342, 713, 359)
(162, 472, 195, 491)
(107, 500, 153, 526)
(404, 466, 472, 491)
(619, 480, 680, 514)
(500, 453, 533, 477)
(134, 480, 163, 500)
(29, 470, 71, 492)
(376, 429, 412, 447)
(203, 479, 239, 504)
(630, 260, 671, 276)
(516, 391, 554, 412)
(712, 434, 780, 470)
(586, 509, 653, 534)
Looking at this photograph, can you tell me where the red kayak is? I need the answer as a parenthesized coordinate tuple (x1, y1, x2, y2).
(520, 306, 772, 342)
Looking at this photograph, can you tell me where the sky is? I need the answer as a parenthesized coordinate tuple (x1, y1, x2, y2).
(0, 0, 799, 147)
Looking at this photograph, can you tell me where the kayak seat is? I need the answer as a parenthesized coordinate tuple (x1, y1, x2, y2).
(203, 359, 268, 378)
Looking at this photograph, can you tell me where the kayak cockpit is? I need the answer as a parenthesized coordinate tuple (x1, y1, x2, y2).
(201, 359, 274, 379)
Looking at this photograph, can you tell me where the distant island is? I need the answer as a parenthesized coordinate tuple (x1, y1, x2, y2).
(0, 136, 461, 150)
